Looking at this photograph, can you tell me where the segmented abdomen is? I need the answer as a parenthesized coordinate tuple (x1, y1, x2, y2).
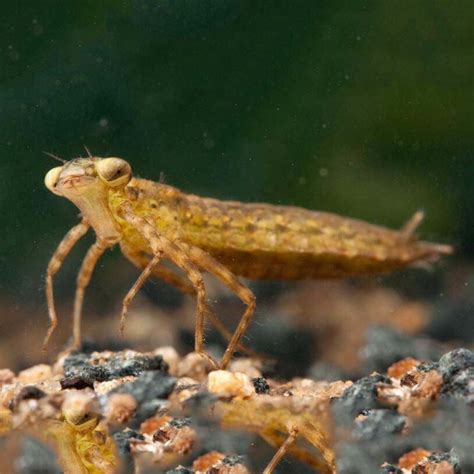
(178, 195, 443, 279)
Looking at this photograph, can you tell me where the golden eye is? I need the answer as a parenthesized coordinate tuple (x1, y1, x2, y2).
(96, 157, 132, 187)
(44, 166, 64, 195)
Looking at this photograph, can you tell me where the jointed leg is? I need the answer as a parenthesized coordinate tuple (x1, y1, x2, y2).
(72, 240, 109, 348)
(120, 243, 196, 296)
(43, 220, 89, 351)
(120, 252, 163, 335)
(263, 428, 299, 474)
(118, 204, 209, 357)
(121, 243, 261, 357)
(179, 243, 256, 369)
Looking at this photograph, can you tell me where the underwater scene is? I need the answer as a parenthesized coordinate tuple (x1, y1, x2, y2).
(0, 2, 472, 473)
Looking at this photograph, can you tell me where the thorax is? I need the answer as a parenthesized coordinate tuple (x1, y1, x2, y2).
(108, 179, 183, 251)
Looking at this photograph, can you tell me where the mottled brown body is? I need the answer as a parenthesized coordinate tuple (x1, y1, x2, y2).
(43, 156, 452, 369)
(112, 178, 451, 280)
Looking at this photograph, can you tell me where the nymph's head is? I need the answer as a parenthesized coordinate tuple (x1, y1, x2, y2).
(45, 157, 132, 198)
(44, 156, 132, 241)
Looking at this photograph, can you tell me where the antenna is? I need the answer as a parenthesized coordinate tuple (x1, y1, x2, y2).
(42, 151, 67, 164)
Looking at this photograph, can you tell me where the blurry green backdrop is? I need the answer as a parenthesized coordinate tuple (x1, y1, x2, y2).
(0, 2, 472, 313)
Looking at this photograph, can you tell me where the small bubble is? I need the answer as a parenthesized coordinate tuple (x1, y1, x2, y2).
(99, 118, 109, 128)
(319, 167, 329, 177)
(298, 176, 307, 185)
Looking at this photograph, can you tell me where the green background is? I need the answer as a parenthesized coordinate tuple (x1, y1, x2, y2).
(1, 1, 472, 307)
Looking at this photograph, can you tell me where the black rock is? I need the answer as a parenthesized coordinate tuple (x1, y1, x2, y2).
(438, 349, 474, 402)
(416, 361, 439, 372)
(169, 417, 191, 428)
(60, 375, 95, 390)
(10, 386, 46, 409)
(222, 454, 246, 466)
(353, 409, 406, 440)
(333, 373, 391, 420)
(336, 400, 474, 473)
(111, 371, 176, 405)
(165, 467, 193, 474)
(438, 348, 474, 377)
(61, 351, 169, 388)
(252, 377, 270, 394)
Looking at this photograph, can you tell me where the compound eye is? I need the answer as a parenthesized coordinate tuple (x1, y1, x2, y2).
(96, 157, 131, 187)
(44, 166, 64, 195)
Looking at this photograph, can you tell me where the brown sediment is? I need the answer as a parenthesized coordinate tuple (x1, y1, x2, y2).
(1, 344, 470, 472)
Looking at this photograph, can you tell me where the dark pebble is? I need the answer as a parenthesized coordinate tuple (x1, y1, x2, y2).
(169, 417, 191, 428)
(333, 373, 391, 420)
(111, 371, 176, 405)
(61, 352, 168, 388)
(336, 400, 474, 473)
(222, 454, 246, 466)
(416, 361, 439, 372)
(165, 467, 194, 474)
(60, 375, 94, 390)
(438, 348, 474, 377)
(252, 377, 270, 394)
(438, 349, 474, 402)
(353, 409, 406, 440)
(10, 386, 46, 409)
